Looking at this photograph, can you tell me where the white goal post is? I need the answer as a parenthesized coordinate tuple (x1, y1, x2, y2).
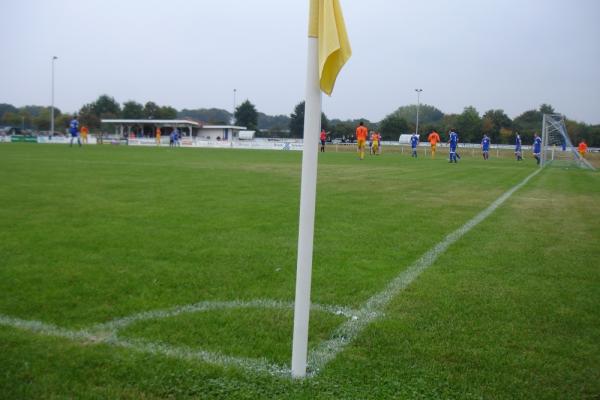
(541, 114, 595, 170)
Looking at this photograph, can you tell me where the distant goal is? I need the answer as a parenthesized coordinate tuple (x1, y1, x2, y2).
(541, 114, 595, 170)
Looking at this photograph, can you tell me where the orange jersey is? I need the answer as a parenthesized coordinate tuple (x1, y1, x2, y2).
(428, 132, 440, 144)
(578, 142, 588, 152)
(320, 131, 326, 141)
(81, 127, 89, 135)
(356, 126, 368, 141)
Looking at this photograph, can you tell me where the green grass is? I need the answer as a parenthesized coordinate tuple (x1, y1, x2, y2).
(0, 143, 599, 399)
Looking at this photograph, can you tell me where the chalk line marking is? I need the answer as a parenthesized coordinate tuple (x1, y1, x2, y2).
(306, 168, 542, 375)
(0, 312, 290, 376)
(0, 299, 363, 378)
(0, 168, 541, 377)
(89, 299, 361, 332)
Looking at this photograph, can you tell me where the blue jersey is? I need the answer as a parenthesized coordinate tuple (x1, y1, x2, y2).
(449, 132, 458, 149)
(410, 135, 418, 148)
(515, 136, 522, 150)
(533, 137, 542, 153)
(69, 119, 79, 135)
(482, 137, 490, 151)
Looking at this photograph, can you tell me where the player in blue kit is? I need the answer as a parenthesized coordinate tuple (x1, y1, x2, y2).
(515, 133, 522, 161)
(481, 134, 490, 160)
(533, 133, 542, 165)
(410, 133, 419, 157)
(448, 129, 458, 163)
(69, 116, 81, 147)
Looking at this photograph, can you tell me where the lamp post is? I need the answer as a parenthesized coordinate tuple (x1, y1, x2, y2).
(415, 88, 423, 136)
(232, 88, 237, 142)
(50, 56, 58, 135)
(232, 89, 237, 123)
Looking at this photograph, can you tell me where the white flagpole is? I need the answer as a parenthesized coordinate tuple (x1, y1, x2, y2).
(291, 34, 321, 378)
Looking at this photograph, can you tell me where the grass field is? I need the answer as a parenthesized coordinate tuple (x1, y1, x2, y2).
(1, 143, 599, 399)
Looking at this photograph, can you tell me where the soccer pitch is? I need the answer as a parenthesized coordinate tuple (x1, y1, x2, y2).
(1, 143, 599, 399)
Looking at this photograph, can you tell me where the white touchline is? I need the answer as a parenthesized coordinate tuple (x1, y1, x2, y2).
(306, 168, 542, 375)
(0, 300, 361, 378)
(0, 168, 541, 378)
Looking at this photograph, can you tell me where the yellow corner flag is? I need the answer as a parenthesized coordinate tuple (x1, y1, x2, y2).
(308, 0, 352, 95)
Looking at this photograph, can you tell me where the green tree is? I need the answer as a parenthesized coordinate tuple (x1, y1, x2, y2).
(20, 105, 51, 118)
(456, 106, 482, 143)
(586, 125, 600, 147)
(178, 108, 231, 124)
(289, 102, 305, 138)
(258, 113, 291, 131)
(390, 104, 444, 131)
(19, 111, 32, 130)
(77, 95, 120, 130)
(79, 103, 101, 129)
(439, 114, 459, 140)
(329, 120, 355, 140)
(482, 109, 512, 143)
(513, 109, 542, 144)
(2, 111, 23, 127)
(379, 113, 409, 140)
(0, 103, 18, 122)
(539, 103, 555, 115)
(143, 102, 160, 119)
(288, 101, 329, 138)
(121, 101, 144, 119)
(55, 114, 72, 133)
(92, 94, 121, 117)
(157, 106, 177, 120)
(234, 100, 258, 130)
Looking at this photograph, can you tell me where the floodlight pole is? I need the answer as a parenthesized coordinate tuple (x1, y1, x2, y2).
(231, 88, 237, 143)
(415, 89, 423, 136)
(50, 56, 58, 135)
(233, 89, 237, 124)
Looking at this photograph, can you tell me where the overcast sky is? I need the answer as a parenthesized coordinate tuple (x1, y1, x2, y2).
(1, 0, 599, 124)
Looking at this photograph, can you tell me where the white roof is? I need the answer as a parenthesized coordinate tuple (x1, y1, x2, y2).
(102, 119, 201, 126)
(202, 125, 246, 130)
(101, 119, 246, 130)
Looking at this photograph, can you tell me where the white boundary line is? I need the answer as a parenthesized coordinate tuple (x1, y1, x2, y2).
(0, 313, 290, 377)
(0, 300, 363, 378)
(306, 168, 542, 375)
(0, 169, 541, 378)
(89, 299, 361, 332)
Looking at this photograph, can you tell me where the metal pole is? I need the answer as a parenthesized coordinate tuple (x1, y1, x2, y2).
(50, 56, 57, 135)
(541, 114, 546, 167)
(415, 88, 423, 136)
(232, 88, 237, 142)
(232, 89, 237, 125)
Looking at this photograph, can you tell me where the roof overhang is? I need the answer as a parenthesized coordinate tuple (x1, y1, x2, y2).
(101, 119, 201, 127)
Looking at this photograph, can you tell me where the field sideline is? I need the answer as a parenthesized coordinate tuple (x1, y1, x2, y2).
(0, 143, 599, 399)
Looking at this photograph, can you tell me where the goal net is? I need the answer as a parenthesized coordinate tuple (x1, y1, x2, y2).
(541, 114, 595, 170)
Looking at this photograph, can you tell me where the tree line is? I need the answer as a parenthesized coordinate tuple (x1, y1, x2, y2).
(1, 96, 598, 146)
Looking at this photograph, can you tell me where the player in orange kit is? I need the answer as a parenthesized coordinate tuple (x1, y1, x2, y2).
(356, 121, 368, 160)
(428, 130, 441, 158)
(371, 131, 379, 155)
(155, 127, 162, 146)
(578, 140, 588, 158)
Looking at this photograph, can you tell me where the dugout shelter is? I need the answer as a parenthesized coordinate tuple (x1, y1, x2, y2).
(101, 119, 246, 141)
